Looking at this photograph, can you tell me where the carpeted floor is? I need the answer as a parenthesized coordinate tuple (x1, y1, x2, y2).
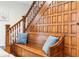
(0, 48, 14, 57)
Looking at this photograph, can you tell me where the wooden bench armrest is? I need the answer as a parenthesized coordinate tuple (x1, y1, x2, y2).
(50, 37, 63, 48)
(48, 36, 64, 57)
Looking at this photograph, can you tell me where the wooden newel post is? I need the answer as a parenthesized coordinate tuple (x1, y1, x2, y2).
(5, 24, 11, 53)
(22, 16, 26, 33)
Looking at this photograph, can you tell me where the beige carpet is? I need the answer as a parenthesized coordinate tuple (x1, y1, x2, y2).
(0, 48, 14, 57)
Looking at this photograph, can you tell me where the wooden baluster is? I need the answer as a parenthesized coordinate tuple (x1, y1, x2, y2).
(30, 14, 32, 21)
(31, 11, 33, 20)
(10, 28, 13, 53)
(5, 24, 11, 53)
(10, 28, 12, 44)
(39, 1, 41, 8)
(38, 1, 41, 8)
(12, 28, 14, 42)
(29, 12, 31, 21)
(11, 27, 16, 55)
(12, 29, 14, 41)
(22, 16, 26, 32)
(33, 7, 35, 17)
(14, 27, 16, 43)
(10, 27, 15, 43)
(25, 17, 27, 29)
(34, 4, 37, 14)
(27, 16, 30, 25)
(36, 2, 39, 11)
(16, 24, 18, 36)
(18, 22, 20, 33)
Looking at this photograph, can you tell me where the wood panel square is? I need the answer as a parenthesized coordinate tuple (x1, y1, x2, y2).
(71, 48, 77, 56)
(52, 26, 57, 33)
(68, 26, 72, 33)
(44, 26, 46, 32)
(71, 2, 77, 10)
(77, 49, 79, 56)
(43, 17, 46, 24)
(64, 25, 68, 33)
(48, 8, 51, 15)
(64, 3, 69, 11)
(64, 47, 69, 56)
(57, 15, 62, 23)
(64, 14, 69, 22)
(52, 6, 56, 13)
(57, 26, 62, 33)
(71, 36, 77, 46)
(71, 25, 76, 34)
(44, 26, 48, 32)
(47, 26, 50, 32)
(52, 16, 56, 23)
(57, 5, 62, 12)
(50, 25, 53, 32)
(64, 47, 72, 56)
(47, 16, 51, 24)
(71, 13, 76, 22)
(64, 36, 70, 45)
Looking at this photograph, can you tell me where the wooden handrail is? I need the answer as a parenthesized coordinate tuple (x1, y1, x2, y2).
(26, 1, 51, 32)
(10, 1, 35, 29)
(10, 1, 46, 31)
(10, 19, 23, 29)
(10, 16, 26, 29)
(26, 1, 46, 31)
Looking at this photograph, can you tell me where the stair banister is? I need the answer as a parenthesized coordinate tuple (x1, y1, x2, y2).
(5, 1, 46, 53)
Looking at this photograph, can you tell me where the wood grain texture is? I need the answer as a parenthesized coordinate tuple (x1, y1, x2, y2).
(14, 32, 64, 57)
(27, 1, 79, 57)
(5, 1, 79, 57)
(5, 25, 11, 53)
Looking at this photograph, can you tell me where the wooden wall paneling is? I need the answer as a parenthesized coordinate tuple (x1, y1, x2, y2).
(57, 5, 62, 13)
(71, 36, 77, 56)
(76, 1, 79, 56)
(47, 16, 50, 24)
(27, 1, 51, 31)
(64, 2, 69, 11)
(71, 1, 77, 10)
(29, 1, 79, 57)
(48, 7, 50, 15)
(52, 6, 56, 14)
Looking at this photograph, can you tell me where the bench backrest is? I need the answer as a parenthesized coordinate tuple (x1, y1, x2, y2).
(27, 32, 64, 49)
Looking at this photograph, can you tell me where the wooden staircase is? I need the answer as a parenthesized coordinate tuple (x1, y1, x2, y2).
(5, 1, 51, 53)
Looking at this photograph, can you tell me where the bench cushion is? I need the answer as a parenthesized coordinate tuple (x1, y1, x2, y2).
(42, 36, 58, 54)
(16, 33, 28, 44)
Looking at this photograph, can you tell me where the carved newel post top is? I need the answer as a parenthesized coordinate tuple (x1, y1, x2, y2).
(5, 24, 10, 32)
(5, 24, 10, 28)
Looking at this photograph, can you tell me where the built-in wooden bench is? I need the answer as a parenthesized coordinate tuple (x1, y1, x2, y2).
(13, 32, 64, 57)
(15, 44, 47, 57)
